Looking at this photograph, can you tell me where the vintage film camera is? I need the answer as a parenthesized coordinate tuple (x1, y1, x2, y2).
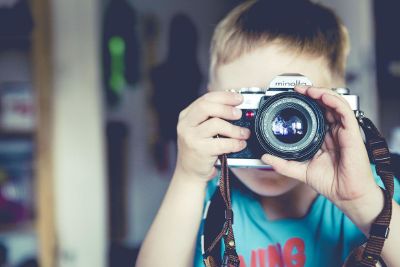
(220, 73, 359, 168)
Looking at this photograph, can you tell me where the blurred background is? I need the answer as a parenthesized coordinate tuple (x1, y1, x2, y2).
(0, 0, 399, 266)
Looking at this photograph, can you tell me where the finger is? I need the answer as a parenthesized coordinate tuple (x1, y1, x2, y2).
(295, 86, 348, 106)
(205, 138, 247, 156)
(325, 109, 337, 124)
(294, 86, 349, 123)
(178, 91, 243, 121)
(184, 100, 243, 127)
(320, 93, 359, 130)
(295, 86, 357, 130)
(196, 118, 250, 139)
(293, 85, 312, 94)
(322, 130, 337, 152)
(202, 91, 244, 105)
(261, 154, 307, 182)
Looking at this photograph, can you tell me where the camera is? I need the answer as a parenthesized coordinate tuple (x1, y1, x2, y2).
(220, 73, 360, 168)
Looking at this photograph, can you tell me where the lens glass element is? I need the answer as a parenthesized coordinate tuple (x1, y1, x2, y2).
(271, 108, 308, 144)
(255, 91, 325, 161)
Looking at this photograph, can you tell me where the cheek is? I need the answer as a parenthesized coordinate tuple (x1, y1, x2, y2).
(231, 169, 301, 197)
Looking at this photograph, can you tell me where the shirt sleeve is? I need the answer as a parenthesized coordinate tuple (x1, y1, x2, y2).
(393, 177, 400, 204)
(340, 165, 400, 263)
(193, 177, 219, 267)
(371, 164, 400, 203)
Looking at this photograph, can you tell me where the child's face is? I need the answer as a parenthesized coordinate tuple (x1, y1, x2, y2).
(211, 43, 337, 197)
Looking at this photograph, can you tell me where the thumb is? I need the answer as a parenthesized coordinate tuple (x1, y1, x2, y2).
(261, 154, 307, 182)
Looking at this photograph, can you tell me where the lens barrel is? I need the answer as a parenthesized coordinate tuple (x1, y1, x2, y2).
(255, 92, 325, 161)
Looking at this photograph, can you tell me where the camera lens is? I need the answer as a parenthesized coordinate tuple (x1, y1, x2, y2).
(255, 92, 325, 161)
(271, 108, 308, 144)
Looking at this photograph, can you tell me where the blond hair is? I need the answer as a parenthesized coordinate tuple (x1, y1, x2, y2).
(209, 0, 350, 82)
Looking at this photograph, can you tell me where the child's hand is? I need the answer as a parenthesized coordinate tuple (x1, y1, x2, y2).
(175, 91, 251, 183)
(261, 86, 381, 210)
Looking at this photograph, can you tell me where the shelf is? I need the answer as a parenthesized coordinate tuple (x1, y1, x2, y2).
(0, 131, 34, 139)
(0, 220, 34, 235)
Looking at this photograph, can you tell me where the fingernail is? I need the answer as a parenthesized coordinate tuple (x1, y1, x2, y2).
(240, 140, 247, 148)
(233, 108, 242, 117)
(262, 154, 271, 161)
(240, 128, 249, 137)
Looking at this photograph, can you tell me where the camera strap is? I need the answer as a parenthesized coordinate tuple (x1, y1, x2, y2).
(343, 113, 394, 267)
(202, 113, 394, 267)
(203, 154, 240, 267)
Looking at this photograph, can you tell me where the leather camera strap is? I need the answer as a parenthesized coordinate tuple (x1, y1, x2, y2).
(203, 154, 240, 267)
(343, 115, 394, 267)
(204, 114, 394, 267)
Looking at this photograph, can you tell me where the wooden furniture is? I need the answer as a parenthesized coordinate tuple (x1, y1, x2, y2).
(31, 0, 56, 266)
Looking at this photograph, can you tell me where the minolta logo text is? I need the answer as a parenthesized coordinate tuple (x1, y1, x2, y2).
(274, 80, 308, 87)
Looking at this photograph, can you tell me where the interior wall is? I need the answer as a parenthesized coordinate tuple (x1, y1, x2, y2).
(103, 0, 235, 247)
(374, 1, 400, 145)
(317, 0, 379, 123)
(52, 0, 108, 266)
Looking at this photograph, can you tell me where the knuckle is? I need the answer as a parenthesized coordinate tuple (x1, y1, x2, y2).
(178, 109, 187, 120)
(216, 140, 227, 152)
(202, 92, 214, 101)
(225, 106, 234, 116)
(178, 128, 196, 149)
(177, 128, 184, 140)
(176, 122, 186, 137)
(231, 124, 240, 137)
(210, 118, 221, 129)
(183, 135, 196, 150)
(218, 105, 230, 118)
(223, 123, 234, 137)
(197, 99, 208, 113)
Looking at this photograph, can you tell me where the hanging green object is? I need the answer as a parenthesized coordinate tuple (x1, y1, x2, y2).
(102, 0, 140, 107)
(108, 36, 126, 95)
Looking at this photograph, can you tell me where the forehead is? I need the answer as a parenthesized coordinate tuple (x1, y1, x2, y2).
(212, 44, 334, 91)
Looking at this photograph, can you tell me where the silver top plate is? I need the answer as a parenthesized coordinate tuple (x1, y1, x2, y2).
(215, 158, 273, 169)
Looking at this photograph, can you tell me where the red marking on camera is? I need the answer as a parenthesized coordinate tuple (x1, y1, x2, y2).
(245, 111, 255, 119)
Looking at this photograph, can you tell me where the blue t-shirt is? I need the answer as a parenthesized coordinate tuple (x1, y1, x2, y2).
(194, 166, 400, 267)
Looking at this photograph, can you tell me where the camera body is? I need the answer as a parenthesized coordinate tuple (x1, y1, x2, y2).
(221, 73, 359, 168)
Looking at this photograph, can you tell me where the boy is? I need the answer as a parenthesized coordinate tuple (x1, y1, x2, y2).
(136, 1, 400, 266)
